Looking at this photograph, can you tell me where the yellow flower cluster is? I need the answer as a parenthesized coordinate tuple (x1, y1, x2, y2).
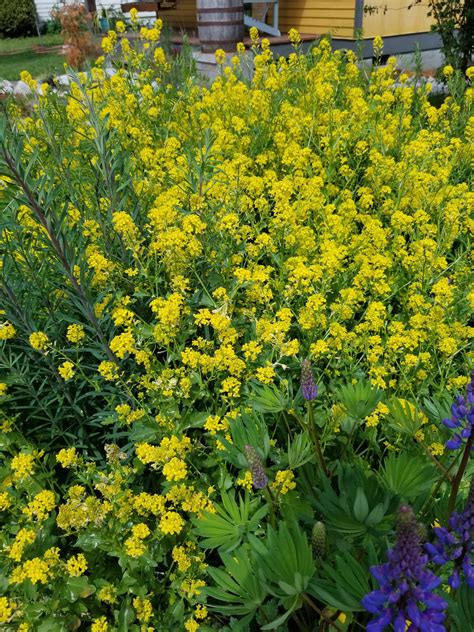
(29, 331, 49, 351)
(22, 490, 55, 522)
(66, 324, 85, 343)
(271, 470, 296, 495)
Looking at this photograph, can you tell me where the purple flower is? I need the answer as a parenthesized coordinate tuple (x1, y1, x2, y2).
(362, 505, 448, 632)
(301, 359, 317, 401)
(426, 478, 474, 590)
(443, 373, 474, 451)
(244, 445, 268, 489)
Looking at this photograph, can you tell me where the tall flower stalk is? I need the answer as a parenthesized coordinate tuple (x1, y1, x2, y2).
(426, 477, 474, 590)
(301, 360, 328, 477)
(442, 373, 474, 513)
(362, 505, 447, 632)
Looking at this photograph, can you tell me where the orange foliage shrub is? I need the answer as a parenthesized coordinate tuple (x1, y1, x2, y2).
(54, 1, 97, 68)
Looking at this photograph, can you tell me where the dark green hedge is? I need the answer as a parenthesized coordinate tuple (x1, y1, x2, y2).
(0, 0, 37, 38)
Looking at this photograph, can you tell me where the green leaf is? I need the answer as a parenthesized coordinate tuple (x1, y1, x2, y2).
(193, 491, 268, 552)
(63, 576, 96, 602)
(380, 452, 436, 500)
(248, 383, 289, 414)
(353, 487, 369, 522)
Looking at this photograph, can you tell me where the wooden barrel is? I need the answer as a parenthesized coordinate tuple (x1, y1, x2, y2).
(196, 0, 244, 53)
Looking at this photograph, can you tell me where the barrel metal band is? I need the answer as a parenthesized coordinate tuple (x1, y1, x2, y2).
(197, 5, 244, 13)
(198, 18, 243, 25)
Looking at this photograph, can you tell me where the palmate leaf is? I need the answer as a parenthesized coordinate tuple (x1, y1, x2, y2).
(249, 520, 315, 599)
(448, 582, 474, 631)
(308, 548, 375, 612)
(248, 382, 289, 414)
(204, 545, 267, 617)
(287, 432, 314, 469)
(192, 490, 268, 552)
(387, 397, 424, 435)
(380, 452, 437, 500)
(336, 380, 383, 421)
(315, 465, 394, 540)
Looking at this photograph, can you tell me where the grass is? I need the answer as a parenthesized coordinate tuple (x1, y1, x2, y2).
(0, 51, 65, 81)
(0, 34, 63, 54)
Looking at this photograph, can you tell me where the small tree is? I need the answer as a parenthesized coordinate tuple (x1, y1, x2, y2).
(422, 0, 473, 71)
(53, 1, 96, 68)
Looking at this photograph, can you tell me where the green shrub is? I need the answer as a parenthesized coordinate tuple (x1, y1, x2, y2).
(0, 0, 37, 38)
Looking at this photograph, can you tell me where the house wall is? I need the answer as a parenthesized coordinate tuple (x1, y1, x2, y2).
(278, 0, 356, 39)
(362, 0, 433, 37)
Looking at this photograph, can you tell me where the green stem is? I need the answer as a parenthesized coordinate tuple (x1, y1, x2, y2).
(301, 593, 344, 632)
(308, 401, 329, 477)
(263, 486, 277, 528)
(448, 434, 473, 514)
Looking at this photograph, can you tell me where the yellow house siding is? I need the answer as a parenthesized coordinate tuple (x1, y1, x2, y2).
(278, 0, 356, 38)
(362, 0, 433, 37)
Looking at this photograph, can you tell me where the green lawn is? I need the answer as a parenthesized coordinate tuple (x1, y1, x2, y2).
(0, 34, 65, 81)
(0, 51, 65, 81)
(0, 34, 63, 54)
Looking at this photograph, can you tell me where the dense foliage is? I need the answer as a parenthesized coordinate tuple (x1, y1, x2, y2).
(0, 0, 37, 39)
(0, 24, 473, 631)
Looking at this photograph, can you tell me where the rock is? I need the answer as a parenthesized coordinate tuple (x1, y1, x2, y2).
(13, 81, 33, 97)
(54, 74, 71, 86)
(0, 80, 14, 94)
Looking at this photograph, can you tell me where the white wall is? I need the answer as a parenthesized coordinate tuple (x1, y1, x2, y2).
(34, 0, 131, 23)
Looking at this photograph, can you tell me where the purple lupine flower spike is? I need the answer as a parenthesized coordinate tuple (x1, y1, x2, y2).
(301, 359, 318, 401)
(426, 477, 474, 589)
(362, 505, 448, 632)
(244, 445, 268, 489)
(443, 372, 474, 451)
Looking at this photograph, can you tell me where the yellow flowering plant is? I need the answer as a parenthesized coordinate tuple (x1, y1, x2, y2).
(0, 29, 473, 630)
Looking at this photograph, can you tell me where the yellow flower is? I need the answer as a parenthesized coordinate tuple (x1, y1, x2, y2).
(56, 447, 79, 468)
(172, 545, 191, 572)
(428, 442, 445, 457)
(373, 35, 383, 56)
(255, 365, 275, 384)
(195, 604, 208, 620)
(249, 27, 259, 42)
(0, 321, 16, 340)
(91, 617, 109, 632)
(10, 557, 50, 585)
(0, 491, 12, 511)
(159, 511, 184, 535)
(184, 619, 199, 632)
(215, 49, 226, 65)
(66, 324, 85, 343)
(0, 383, 7, 396)
(133, 597, 153, 623)
(98, 361, 119, 381)
(58, 361, 75, 380)
(236, 470, 253, 491)
(98, 584, 117, 604)
(443, 65, 454, 77)
(66, 553, 88, 577)
(271, 470, 296, 495)
(22, 490, 55, 522)
(11, 452, 36, 481)
(288, 28, 301, 46)
(0, 596, 15, 623)
(162, 457, 187, 481)
(29, 331, 49, 351)
(110, 330, 135, 359)
(9, 528, 36, 562)
(124, 536, 147, 557)
(132, 523, 151, 539)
